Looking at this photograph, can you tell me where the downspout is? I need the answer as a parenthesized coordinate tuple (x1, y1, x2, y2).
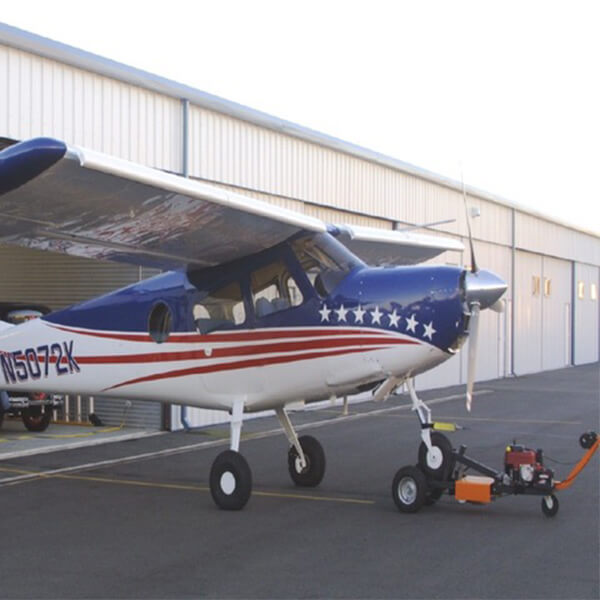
(510, 208, 516, 376)
(180, 97, 192, 432)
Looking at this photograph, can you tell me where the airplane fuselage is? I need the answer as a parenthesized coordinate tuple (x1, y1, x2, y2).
(0, 234, 468, 412)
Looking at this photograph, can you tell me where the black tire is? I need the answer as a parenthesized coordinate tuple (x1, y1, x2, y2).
(288, 435, 326, 487)
(541, 494, 559, 518)
(22, 400, 52, 432)
(418, 432, 455, 480)
(209, 450, 252, 510)
(392, 465, 428, 513)
(579, 432, 596, 449)
(424, 486, 445, 506)
(0, 409, 4, 429)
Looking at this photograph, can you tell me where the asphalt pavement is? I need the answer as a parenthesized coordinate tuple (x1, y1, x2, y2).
(0, 364, 598, 599)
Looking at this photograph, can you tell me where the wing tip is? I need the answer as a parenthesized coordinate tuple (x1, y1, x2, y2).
(0, 137, 67, 195)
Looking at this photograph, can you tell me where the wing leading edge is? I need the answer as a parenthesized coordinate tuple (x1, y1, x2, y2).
(0, 137, 462, 270)
(0, 137, 325, 270)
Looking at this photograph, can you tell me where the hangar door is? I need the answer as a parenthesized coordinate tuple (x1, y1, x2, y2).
(514, 251, 543, 374)
(514, 251, 573, 375)
(0, 244, 164, 429)
(541, 256, 572, 371)
(573, 263, 599, 365)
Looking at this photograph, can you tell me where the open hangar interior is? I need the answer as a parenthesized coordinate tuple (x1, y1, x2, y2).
(0, 23, 598, 431)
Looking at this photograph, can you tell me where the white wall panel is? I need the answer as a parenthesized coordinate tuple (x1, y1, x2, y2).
(541, 256, 572, 370)
(0, 44, 182, 172)
(514, 251, 543, 374)
(188, 107, 513, 246)
(516, 211, 600, 266)
(573, 263, 599, 364)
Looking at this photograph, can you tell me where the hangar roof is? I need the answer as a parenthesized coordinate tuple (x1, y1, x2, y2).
(0, 21, 598, 240)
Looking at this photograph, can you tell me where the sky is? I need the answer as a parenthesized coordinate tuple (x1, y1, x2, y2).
(2, 0, 599, 235)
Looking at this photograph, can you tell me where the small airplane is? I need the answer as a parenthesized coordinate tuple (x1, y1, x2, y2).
(0, 137, 507, 510)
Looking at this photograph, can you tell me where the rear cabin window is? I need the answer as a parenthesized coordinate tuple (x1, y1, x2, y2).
(193, 281, 246, 333)
(251, 261, 303, 318)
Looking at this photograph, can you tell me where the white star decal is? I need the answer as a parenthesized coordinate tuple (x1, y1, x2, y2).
(319, 304, 332, 322)
(388, 309, 401, 328)
(422, 321, 437, 340)
(370, 306, 383, 325)
(405, 313, 418, 333)
(335, 304, 349, 322)
(353, 305, 366, 323)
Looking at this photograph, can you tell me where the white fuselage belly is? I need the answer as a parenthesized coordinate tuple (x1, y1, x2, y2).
(0, 320, 449, 412)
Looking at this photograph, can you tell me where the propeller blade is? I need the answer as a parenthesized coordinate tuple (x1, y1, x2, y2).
(490, 299, 505, 313)
(466, 302, 481, 412)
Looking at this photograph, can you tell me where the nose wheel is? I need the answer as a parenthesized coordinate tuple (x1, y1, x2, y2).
(418, 432, 455, 480)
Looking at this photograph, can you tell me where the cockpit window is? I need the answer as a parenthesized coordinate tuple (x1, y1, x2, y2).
(251, 261, 303, 317)
(193, 281, 246, 333)
(291, 233, 363, 297)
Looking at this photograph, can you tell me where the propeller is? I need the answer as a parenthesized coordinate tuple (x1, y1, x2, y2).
(460, 170, 507, 411)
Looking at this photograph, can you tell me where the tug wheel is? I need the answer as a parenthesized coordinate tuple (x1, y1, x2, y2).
(579, 432, 596, 450)
(418, 432, 455, 480)
(288, 435, 326, 487)
(424, 487, 445, 505)
(392, 465, 427, 513)
(209, 450, 252, 511)
(541, 494, 559, 518)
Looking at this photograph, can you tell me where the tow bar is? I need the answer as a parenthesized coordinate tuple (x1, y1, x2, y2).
(392, 431, 599, 517)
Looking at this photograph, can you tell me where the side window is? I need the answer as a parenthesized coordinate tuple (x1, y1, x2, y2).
(251, 261, 304, 317)
(193, 281, 246, 333)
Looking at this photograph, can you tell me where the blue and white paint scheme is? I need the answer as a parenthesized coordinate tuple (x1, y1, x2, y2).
(0, 137, 507, 510)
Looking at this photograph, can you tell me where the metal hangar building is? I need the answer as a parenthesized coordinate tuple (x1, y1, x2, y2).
(0, 23, 598, 430)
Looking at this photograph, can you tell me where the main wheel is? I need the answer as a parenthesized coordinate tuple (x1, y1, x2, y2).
(288, 435, 326, 487)
(418, 432, 455, 480)
(392, 465, 427, 513)
(22, 396, 52, 432)
(541, 494, 559, 517)
(209, 450, 252, 510)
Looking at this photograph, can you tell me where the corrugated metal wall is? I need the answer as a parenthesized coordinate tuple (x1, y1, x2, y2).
(0, 38, 598, 430)
(0, 44, 182, 172)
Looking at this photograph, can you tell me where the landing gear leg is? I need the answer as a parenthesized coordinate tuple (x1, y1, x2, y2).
(277, 407, 326, 487)
(406, 379, 455, 480)
(209, 399, 252, 510)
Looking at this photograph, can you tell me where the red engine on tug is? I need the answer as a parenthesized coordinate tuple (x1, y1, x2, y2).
(504, 444, 554, 491)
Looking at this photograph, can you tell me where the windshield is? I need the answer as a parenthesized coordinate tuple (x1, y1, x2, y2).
(290, 232, 364, 296)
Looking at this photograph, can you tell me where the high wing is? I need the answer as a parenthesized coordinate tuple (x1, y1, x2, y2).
(0, 137, 462, 269)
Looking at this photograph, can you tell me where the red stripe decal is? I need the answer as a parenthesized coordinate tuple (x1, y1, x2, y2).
(47, 324, 399, 344)
(77, 336, 417, 365)
(103, 346, 387, 391)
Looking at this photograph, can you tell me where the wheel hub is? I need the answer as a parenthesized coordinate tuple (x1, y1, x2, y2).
(427, 446, 443, 470)
(220, 471, 236, 495)
(398, 476, 417, 504)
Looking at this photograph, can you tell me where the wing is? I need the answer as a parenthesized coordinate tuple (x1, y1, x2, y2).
(0, 137, 462, 270)
(0, 137, 325, 270)
(332, 224, 464, 266)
